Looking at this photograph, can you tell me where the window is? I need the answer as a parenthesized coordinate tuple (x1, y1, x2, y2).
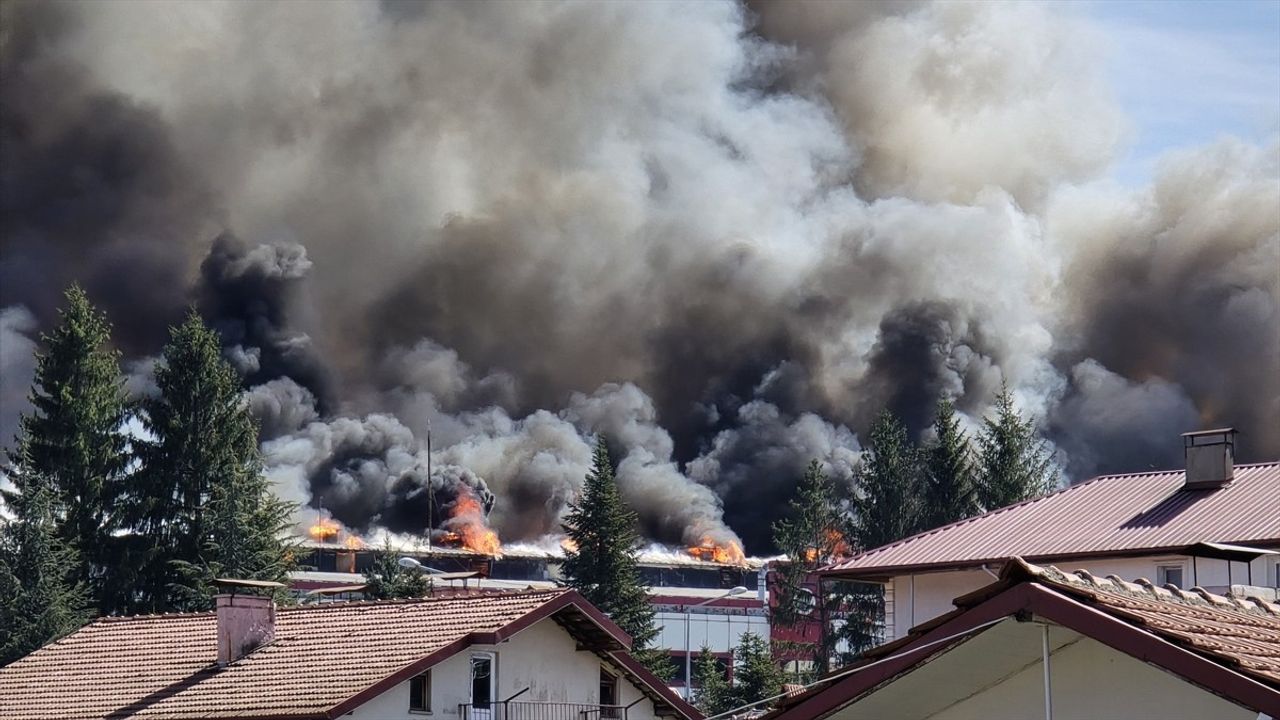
(1157, 564, 1184, 588)
(600, 668, 619, 718)
(409, 671, 432, 713)
(471, 654, 494, 710)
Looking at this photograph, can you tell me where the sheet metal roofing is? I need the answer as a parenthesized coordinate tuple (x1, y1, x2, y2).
(0, 588, 696, 720)
(828, 462, 1280, 577)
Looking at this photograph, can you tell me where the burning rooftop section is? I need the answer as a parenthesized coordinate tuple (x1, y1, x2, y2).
(435, 485, 503, 556)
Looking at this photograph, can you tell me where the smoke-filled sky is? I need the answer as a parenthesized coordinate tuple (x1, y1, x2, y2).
(2, 0, 1277, 554)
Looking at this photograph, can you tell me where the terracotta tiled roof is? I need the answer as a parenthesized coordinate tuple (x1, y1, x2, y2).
(0, 588, 698, 720)
(827, 462, 1280, 576)
(1012, 560, 1280, 686)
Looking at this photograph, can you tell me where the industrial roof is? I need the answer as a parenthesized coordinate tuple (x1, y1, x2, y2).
(768, 558, 1280, 719)
(0, 588, 700, 720)
(827, 462, 1280, 578)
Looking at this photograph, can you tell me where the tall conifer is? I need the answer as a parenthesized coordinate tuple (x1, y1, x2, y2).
(128, 311, 291, 612)
(771, 460, 850, 674)
(6, 285, 128, 608)
(975, 385, 1057, 511)
(561, 438, 668, 677)
(850, 410, 924, 550)
(920, 398, 979, 530)
(0, 475, 90, 666)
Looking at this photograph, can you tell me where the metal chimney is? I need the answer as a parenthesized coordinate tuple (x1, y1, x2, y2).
(1182, 428, 1236, 490)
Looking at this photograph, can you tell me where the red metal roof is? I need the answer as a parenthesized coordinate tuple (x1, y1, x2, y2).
(0, 588, 700, 720)
(828, 462, 1280, 577)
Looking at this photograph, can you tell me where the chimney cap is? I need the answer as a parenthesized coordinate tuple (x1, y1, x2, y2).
(1181, 427, 1237, 438)
(213, 578, 286, 592)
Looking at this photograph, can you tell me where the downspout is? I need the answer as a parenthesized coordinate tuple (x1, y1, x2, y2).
(1042, 624, 1053, 720)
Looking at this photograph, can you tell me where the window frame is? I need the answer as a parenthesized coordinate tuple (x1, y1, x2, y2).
(1156, 563, 1185, 589)
(409, 670, 432, 714)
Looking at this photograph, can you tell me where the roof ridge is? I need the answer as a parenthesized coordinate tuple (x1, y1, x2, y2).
(1031, 561, 1280, 619)
(279, 586, 568, 612)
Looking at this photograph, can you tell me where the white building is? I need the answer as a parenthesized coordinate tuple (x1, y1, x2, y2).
(0, 585, 701, 720)
(766, 559, 1280, 720)
(826, 431, 1280, 641)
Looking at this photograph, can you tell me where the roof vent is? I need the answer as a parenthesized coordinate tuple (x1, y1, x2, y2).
(1182, 428, 1235, 490)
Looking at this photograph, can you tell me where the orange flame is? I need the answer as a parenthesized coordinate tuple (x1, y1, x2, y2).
(686, 535, 746, 565)
(801, 529, 851, 564)
(308, 518, 340, 542)
(343, 535, 365, 550)
(560, 536, 579, 554)
(437, 487, 502, 556)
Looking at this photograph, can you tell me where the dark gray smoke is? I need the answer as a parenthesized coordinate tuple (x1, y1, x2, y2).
(2, 0, 1275, 553)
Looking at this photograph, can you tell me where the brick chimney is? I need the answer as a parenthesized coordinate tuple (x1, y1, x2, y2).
(1182, 428, 1236, 490)
(215, 593, 276, 665)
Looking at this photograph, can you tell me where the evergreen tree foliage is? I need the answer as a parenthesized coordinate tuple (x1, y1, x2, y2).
(171, 457, 298, 610)
(5, 285, 128, 608)
(850, 410, 924, 551)
(0, 475, 91, 666)
(561, 438, 668, 677)
(726, 633, 785, 713)
(690, 646, 731, 716)
(126, 310, 291, 612)
(771, 460, 851, 674)
(975, 385, 1058, 511)
(920, 397, 979, 531)
(363, 544, 432, 600)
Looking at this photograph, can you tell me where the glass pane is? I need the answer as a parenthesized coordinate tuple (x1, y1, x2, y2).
(472, 658, 492, 709)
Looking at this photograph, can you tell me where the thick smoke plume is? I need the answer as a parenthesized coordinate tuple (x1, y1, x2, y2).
(2, 0, 1275, 553)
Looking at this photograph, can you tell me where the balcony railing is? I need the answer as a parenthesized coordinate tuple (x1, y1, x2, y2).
(460, 701, 629, 720)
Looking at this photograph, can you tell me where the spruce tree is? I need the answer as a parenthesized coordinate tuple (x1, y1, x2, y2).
(771, 460, 851, 674)
(920, 398, 979, 530)
(726, 633, 785, 713)
(0, 475, 91, 666)
(363, 544, 431, 600)
(690, 646, 731, 715)
(171, 452, 297, 610)
(5, 285, 128, 609)
(561, 438, 668, 677)
(127, 310, 289, 612)
(850, 410, 924, 550)
(975, 385, 1058, 511)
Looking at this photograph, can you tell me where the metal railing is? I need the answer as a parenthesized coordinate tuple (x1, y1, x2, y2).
(460, 701, 629, 720)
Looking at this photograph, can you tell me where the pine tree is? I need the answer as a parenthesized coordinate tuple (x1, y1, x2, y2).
(771, 460, 851, 674)
(171, 454, 298, 610)
(690, 646, 731, 716)
(0, 475, 91, 666)
(850, 410, 924, 550)
(975, 385, 1058, 511)
(920, 398, 979, 530)
(726, 633, 785, 713)
(363, 544, 431, 600)
(561, 438, 668, 677)
(126, 310, 287, 612)
(5, 285, 128, 609)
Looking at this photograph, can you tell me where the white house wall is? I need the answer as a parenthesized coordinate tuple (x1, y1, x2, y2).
(889, 554, 1277, 639)
(925, 632, 1254, 720)
(348, 618, 662, 720)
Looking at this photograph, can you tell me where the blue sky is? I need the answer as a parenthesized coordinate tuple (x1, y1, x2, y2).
(1078, 0, 1280, 185)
